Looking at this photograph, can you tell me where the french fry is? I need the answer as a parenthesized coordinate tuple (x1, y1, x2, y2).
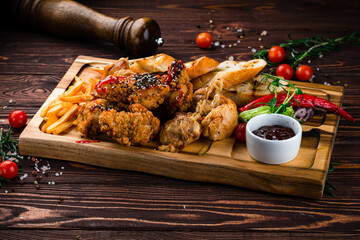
(60, 95, 83, 102)
(60, 94, 93, 102)
(57, 108, 70, 118)
(47, 103, 63, 115)
(51, 121, 75, 135)
(41, 75, 97, 135)
(41, 113, 58, 132)
(85, 78, 96, 95)
(63, 79, 84, 97)
(46, 104, 79, 133)
(40, 97, 61, 118)
(61, 102, 74, 109)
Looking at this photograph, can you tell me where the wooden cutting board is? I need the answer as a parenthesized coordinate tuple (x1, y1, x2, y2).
(18, 55, 344, 199)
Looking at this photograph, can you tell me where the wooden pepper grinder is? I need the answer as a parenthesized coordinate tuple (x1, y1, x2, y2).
(10, 0, 163, 57)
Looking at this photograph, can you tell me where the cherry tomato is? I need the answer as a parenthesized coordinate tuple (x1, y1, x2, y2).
(234, 123, 247, 141)
(8, 110, 27, 128)
(296, 65, 313, 81)
(276, 63, 293, 80)
(0, 160, 18, 179)
(196, 32, 213, 49)
(268, 46, 286, 63)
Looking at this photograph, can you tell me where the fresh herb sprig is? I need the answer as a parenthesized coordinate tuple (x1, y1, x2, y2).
(0, 128, 18, 162)
(259, 73, 302, 113)
(0, 128, 22, 187)
(254, 32, 360, 67)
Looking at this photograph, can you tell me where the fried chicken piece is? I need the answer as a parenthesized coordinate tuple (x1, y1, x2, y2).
(200, 95, 238, 141)
(93, 58, 136, 78)
(77, 99, 112, 137)
(98, 104, 160, 146)
(163, 60, 193, 114)
(93, 73, 170, 110)
(158, 113, 201, 152)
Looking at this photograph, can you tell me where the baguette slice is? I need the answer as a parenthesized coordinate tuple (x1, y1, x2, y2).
(225, 75, 286, 107)
(129, 53, 175, 73)
(191, 59, 267, 90)
(184, 56, 219, 79)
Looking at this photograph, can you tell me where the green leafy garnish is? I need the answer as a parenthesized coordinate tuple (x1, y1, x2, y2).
(254, 32, 360, 67)
(0, 128, 22, 187)
(239, 73, 302, 122)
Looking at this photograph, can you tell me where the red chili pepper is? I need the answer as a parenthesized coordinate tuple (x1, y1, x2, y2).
(239, 93, 355, 122)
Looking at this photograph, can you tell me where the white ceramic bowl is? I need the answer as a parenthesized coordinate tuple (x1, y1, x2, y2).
(246, 114, 302, 164)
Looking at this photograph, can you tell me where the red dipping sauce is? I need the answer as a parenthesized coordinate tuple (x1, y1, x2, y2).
(252, 125, 295, 140)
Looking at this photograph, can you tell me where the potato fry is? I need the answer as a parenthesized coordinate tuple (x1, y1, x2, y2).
(41, 113, 58, 132)
(47, 103, 63, 115)
(46, 104, 79, 133)
(60, 94, 93, 102)
(85, 78, 96, 95)
(40, 97, 61, 118)
(60, 95, 83, 102)
(61, 102, 74, 109)
(57, 108, 70, 118)
(63, 79, 84, 97)
(41, 75, 98, 135)
(51, 121, 75, 135)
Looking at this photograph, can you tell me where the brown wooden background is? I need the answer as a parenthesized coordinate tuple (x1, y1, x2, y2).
(1, 0, 360, 239)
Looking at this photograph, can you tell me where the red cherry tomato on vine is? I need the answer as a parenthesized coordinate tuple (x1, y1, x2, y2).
(8, 110, 27, 128)
(234, 123, 247, 142)
(276, 64, 293, 80)
(296, 65, 313, 81)
(0, 160, 18, 179)
(268, 46, 286, 63)
(196, 32, 213, 49)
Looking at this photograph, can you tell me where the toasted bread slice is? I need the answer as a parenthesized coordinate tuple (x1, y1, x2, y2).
(184, 56, 219, 79)
(225, 75, 286, 107)
(129, 53, 175, 73)
(191, 59, 267, 90)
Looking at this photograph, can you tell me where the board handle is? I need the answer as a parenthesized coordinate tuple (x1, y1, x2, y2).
(10, 0, 163, 57)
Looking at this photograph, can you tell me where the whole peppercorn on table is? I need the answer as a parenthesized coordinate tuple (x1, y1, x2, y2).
(1, 0, 360, 239)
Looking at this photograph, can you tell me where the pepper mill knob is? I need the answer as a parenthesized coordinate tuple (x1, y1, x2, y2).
(10, 0, 163, 57)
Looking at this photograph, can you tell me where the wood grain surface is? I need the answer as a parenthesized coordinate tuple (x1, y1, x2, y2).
(1, 0, 360, 239)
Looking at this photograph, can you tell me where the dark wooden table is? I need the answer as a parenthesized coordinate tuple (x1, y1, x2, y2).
(1, 0, 360, 239)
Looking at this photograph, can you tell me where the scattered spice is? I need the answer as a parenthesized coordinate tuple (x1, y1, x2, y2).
(58, 196, 64, 204)
(260, 30, 268, 36)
